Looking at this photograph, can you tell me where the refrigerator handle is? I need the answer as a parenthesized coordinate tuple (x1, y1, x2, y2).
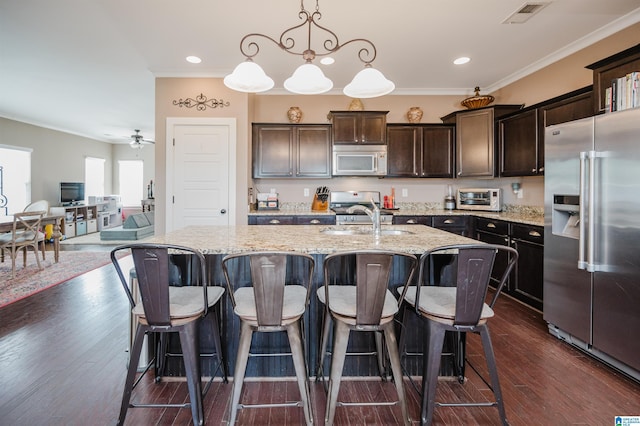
(578, 151, 588, 270)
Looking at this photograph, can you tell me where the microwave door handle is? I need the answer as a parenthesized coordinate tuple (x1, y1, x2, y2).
(373, 155, 377, 172)
(578, 152, 587, 270)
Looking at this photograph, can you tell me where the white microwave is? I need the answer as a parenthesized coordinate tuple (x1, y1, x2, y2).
(332, 144, 387, 176)
(457, 188, 502, 212)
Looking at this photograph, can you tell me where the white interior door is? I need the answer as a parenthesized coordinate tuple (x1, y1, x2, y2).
(166, 118, 236, 231)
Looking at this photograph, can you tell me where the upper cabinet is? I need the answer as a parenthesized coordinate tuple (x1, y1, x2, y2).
(586, 43, 640, 115)
(330, 111, 388, 144)
(442, 105, 522, 178)
(387, 124, 454, 178)
(252, 124, 332, 179)
(497, 86, 592, 177)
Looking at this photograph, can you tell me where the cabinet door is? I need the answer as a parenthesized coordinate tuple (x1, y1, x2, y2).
(252, 215, 295, 225)
(296, 126, 331, 177)
(510, 224, 544, 310)
(432, 215, 471, 237)
(360, 113, 387, 144)
(252, 125, 294, 178)
(393, 215, 431, 225)
(422, 126, 454, 178)
(387, 126, 420, 177)
(294, 215, 335, 225)
(499, 109, 540, 176)
(456, 109, 495, 178)
(331, 111, 387, 144)
(331, 113, 359, 144)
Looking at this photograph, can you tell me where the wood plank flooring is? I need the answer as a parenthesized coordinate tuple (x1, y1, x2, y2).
(1, 255, 639, 425)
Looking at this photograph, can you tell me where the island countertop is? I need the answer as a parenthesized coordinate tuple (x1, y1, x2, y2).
(148, 224, 478, 255)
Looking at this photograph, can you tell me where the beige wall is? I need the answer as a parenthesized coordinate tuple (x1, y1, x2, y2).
(0, 117, 115, 208)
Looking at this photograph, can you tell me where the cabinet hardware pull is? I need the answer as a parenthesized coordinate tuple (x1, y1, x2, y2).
(529, 231, 541, 237)
(532, 168, 537, 173)
(269, 219, 280, 224)
(487, 223, 496, 228)
(444, 219, 454, 224)
(539, 167, 544, 172)
(310, 219, 320, 224)
(407, 219, 417, 224)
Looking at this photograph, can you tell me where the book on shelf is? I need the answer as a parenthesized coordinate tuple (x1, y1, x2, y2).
(608, 72, 640, 112)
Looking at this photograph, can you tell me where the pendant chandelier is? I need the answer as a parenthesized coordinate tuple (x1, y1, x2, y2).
(224, 0, 395, 98)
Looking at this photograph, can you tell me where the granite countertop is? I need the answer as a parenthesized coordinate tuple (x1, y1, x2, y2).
(249, 203, 544, 227)
(148, 224, 477, 255)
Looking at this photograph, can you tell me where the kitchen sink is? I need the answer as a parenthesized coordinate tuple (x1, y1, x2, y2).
(320, 227, 414, 236)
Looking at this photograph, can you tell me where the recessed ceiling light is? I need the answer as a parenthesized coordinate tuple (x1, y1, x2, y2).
(454, 57, 471, 65)
(186, 56, 202, 64)
(320, 57, 335, 65)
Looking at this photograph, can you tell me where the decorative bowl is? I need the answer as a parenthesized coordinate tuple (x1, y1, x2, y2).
(461, 87, 495, 109)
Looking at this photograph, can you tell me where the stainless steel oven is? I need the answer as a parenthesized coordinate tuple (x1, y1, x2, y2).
(330, 191, 393, 225)
(332, 145, 387, 176)
(457, 188, 502, 212)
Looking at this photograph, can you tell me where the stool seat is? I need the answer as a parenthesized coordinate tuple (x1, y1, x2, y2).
(132, 286, 224, 319)
(403, 286, 494, 322)
(234, 285, 307, 321)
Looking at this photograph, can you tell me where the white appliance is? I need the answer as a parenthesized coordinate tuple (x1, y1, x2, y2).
(332, 145, 388, 176)
(544, 107, 640, 382)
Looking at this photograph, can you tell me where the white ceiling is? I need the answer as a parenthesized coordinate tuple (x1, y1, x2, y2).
(1, 0, 640, 144)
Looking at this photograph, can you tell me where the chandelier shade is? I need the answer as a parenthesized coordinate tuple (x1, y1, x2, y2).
(223, 0, 393, 97)
(343, 66, 395, 98)
(284, 63, 333, 95)
(223, 60, 274, 93)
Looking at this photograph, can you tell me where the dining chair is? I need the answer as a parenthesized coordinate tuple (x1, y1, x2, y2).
(317, 250, 418, 426)
(222, 251, 315, 425)
(110, 243, 226, 426)
(24, 199, 49, 261)
(0, 210, 46, 278)
(398, 244, 518, 425)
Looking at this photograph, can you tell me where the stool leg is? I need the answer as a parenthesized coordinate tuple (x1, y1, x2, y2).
(287, 320, 313, 426)
(209, 304, 228, 382)
(383, 323, 411, 426)
(118, 325, 146, 426)
(229, 321, 253, 425)
(374, 331, 387, 379)
(421, 320, 446, 426)
(480, 325, 508, 426)
(179, 320, 204, 426)
(316, 307, 331, 380)
(325, 319, 350, 426)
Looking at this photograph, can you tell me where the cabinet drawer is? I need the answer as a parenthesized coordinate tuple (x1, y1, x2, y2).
(475, 217, 509, 235)
(253, 216, 295, 225)
(432, 215, 467, 228)
(295, 216, 335, 225)
(393, 215, 431, 225)
(511, 223, 543, 244)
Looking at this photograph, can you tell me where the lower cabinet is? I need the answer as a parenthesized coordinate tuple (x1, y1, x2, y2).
(248, 215, 335, 225)
(431, 215, 472, 237)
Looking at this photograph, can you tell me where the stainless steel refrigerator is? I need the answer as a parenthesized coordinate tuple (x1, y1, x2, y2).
(544, 107, 640, 382)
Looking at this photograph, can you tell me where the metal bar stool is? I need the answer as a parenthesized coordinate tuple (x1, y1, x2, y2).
(222, 251, 315, 425)
(317, 250, 418, 426)
(398, 244, 518, 425)
(111, 243, 226, 426)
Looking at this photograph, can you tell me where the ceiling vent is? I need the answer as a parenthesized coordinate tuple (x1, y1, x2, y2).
(502, 2, 550, 24)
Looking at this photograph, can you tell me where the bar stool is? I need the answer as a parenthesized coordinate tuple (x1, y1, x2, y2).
(398, 244, 518, 425)
(317, 250, 418, 426)
(222, 251, 315, 425)
(110, 243, 226, 426)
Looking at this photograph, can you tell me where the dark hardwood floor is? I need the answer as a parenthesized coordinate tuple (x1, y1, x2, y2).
(1, 254, 639, 425)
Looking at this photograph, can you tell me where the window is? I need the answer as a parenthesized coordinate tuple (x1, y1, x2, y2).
(85, 157, 105, 200)
(0, 146, 32, 215)
(118, 160, 143, 207)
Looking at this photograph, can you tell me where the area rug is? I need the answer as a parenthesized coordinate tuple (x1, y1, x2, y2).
(0, 251, 125, 308)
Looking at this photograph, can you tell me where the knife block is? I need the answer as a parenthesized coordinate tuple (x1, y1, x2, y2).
(311, 194, 328, 211)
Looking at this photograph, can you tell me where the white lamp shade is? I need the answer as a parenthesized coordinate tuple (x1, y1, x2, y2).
(343, 67, 395, 98)
(224, 61, 274, 93)
(284, 63, 333, 95)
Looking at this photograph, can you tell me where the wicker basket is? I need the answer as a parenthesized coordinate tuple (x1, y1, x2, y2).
(461, 86, 495, 109)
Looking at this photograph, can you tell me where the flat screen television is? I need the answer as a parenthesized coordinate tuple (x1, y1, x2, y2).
(60, 182, 85, 206)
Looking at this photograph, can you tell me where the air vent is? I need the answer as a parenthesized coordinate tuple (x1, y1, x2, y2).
(502, 2, 550, 24)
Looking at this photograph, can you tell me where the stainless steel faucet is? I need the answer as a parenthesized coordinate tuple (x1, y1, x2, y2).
(346, 198, 381, 237)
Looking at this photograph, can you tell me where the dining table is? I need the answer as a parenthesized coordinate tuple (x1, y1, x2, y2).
(0, 213, 64, 263)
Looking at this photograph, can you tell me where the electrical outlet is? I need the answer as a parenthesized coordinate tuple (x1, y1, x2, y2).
(304, 188, 310, 197)
(517, 189, 524, 199)
(402, 188, 408, 197)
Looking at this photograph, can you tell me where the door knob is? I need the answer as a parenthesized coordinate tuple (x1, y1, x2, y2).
(220, 209, 227, 214)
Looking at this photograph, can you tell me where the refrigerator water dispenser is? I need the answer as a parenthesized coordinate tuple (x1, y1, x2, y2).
(552, 194, 580, 239)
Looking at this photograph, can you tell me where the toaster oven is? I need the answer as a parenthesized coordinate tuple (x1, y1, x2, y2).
(456, 188, 502, 212)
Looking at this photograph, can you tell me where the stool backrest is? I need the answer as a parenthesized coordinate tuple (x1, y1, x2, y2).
(411, 244, 518, 327)
(111, 244, 208, 326)
(222, 252, 315, 327)
(324, 250, 418, 326)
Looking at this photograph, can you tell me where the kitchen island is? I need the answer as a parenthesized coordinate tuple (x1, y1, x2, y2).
(147, 224, 478, 378)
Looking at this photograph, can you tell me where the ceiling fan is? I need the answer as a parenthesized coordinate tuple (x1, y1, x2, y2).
(129, 129, 155, 149)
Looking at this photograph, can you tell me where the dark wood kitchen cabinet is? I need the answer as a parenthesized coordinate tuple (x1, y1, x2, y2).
(248, 215, 335, 225)
(442, 105, 522, 178)
(509, 223, 544, 311)
(330, 111, 388, 145)
(252, 124, 331, 178)
(386, 124, 454, 178)
(431, 215, 472, 237)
